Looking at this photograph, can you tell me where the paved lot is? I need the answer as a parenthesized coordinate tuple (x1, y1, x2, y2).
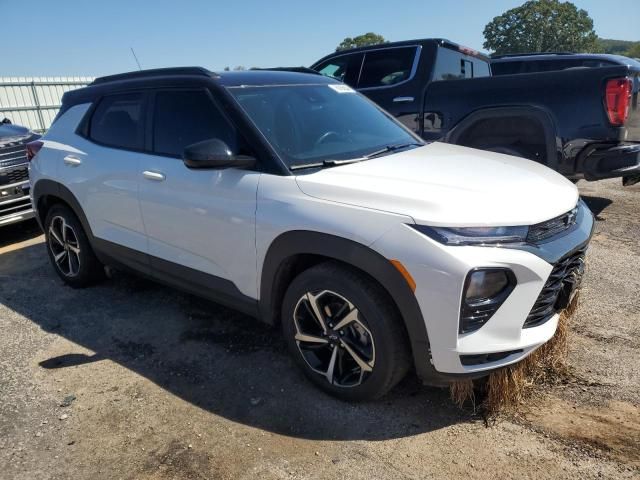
(0, 179, 638, 480)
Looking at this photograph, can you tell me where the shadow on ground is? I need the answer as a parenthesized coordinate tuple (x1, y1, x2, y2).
(0, 241, 466, 441)
(581, 195, 613, 219)
(0, 219, 41, 248)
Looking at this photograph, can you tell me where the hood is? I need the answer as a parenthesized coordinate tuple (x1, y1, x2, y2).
(295, 142, 579, 226)
(0, 123, 33, 145)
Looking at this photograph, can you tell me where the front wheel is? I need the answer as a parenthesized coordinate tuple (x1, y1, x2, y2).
(281, 262, 411, 401)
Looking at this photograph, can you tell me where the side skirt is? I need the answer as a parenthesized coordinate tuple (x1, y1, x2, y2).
(93, 238, 260, 319)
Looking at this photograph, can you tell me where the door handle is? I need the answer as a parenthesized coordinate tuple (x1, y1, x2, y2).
(393, 96, 414, 103)
(63, 155, 82, 166)
(142, 170, 166, 182)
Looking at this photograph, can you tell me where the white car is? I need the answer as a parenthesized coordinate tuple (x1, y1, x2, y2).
(28, 68, 593, 400)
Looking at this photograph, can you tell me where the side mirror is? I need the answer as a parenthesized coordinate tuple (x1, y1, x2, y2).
(182, 138, 255, 169)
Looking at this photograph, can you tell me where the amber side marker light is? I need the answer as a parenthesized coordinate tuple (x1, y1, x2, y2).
(390, 259, 416, 292)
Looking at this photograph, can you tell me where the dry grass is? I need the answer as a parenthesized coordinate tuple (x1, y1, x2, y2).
(450, 294, 579, 417)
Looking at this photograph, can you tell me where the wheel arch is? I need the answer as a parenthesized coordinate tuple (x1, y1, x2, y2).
(445, 106, 559, 170)
(259, 230, 434, 381)
(32, 179, 94, 240)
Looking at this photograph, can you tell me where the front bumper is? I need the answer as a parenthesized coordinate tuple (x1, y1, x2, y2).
(371, 201, 594, 383)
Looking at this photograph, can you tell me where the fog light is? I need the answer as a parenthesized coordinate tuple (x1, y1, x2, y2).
(465, 270, 509, 301)
(460, 268, 516, 334)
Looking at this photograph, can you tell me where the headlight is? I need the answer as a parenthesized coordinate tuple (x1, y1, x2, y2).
(411, 224, 529, 245)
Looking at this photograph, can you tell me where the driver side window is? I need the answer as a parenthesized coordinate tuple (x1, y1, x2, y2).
(152, 89, 238, 158)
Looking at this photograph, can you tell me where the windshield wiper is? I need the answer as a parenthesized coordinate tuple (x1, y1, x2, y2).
(288, 143, 422, 171)
(364, 142, 423, 159)
(289, 157, 366, 171)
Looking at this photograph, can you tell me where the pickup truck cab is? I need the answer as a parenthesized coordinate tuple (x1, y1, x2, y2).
(311, 39, 640, 185)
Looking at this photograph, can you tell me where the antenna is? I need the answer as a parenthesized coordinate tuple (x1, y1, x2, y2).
(130, 47, 142, 70)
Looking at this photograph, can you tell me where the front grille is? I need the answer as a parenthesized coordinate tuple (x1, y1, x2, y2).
(0, 142, 28, 169)
(0, 196, 32, 218)
(523, 245, 587, 328)
(0, 166, 29, 186)
(527, 206, 578, 243)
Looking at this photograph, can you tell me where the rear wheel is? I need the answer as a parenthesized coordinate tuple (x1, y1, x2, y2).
(44, 204, 104, 287)
(281, 262, 410, 401)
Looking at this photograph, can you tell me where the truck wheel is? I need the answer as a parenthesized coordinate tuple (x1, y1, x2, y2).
(44, 204, 104, 287)
(281, 262, 411, 401)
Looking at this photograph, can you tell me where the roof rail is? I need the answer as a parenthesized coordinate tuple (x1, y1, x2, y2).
(491, 52, 575, 59)
(91, 67, 213, 85)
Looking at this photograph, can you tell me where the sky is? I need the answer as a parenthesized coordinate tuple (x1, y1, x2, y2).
(3, 0, 639, 76)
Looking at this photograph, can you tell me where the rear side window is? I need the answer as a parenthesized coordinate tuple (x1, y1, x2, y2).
(431, 47, 490, 81)
(89, 93, 145, 150)
(152, 90, 238, 157)
(358, 47, 418, 88)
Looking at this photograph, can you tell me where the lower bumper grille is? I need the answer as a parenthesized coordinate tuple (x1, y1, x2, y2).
(523, 245, 587, 328)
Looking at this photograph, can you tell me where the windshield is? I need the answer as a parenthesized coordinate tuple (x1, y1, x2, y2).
(227, 83, 422, 168)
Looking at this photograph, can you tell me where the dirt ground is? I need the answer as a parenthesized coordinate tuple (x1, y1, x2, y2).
(0, 178, 638, 480)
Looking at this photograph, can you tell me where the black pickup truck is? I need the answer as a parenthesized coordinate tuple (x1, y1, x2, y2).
(311, 39, 640, 185)
(0, 119, 39, 227)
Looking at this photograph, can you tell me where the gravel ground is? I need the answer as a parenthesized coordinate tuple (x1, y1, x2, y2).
(0, 179, 638, 480)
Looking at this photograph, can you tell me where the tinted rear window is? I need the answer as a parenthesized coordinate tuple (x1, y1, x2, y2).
(358, 47, 418, 88)
(89, 93, 145, 150)
(431, 47, 490, 81)
(152, 90, 238, 157)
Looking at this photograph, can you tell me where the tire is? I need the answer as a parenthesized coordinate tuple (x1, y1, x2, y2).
(44, 204, 104, 287)
(281, 262, 411, 401)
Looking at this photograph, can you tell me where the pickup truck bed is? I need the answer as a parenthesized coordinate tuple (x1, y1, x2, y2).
(311, 39, 640, 185)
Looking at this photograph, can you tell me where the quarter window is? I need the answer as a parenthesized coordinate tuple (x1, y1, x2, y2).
(358, 47, 417, 88)
(152, 90, 238, 157)
(89, 93, 145, 150)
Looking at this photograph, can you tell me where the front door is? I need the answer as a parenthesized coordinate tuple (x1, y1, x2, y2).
(137, 88, 260, 299)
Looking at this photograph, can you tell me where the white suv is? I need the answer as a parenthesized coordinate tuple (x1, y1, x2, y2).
(28, 68, 593, 400)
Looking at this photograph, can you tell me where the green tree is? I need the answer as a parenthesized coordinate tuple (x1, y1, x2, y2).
(483, 0, 598, 55)
(336, 32, 387, 51)
(626, 43, 640, 58)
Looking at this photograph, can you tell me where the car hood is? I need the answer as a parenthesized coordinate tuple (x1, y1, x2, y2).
(0, 123, 33, 145)
(295, 142, 579, 226)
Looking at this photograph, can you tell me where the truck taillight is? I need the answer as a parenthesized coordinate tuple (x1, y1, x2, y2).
(605, 78, 632, 126)
(26, 140, 43, 161)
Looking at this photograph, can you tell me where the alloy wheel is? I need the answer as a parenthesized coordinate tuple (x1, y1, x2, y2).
(293, 290, 375, 387)
(48, 215, 81, 277)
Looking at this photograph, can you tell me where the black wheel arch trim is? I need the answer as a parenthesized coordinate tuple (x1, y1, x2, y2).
(445, 105, 560, 171)
(32, 179, 94, 237)
(259, 230, 443, 384)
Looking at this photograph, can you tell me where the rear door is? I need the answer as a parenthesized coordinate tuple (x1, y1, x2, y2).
(355, 46, 422, 131)
(422, 46, 491, 141)
(59, 92, 148, 257)
(137, 88, 260, 299)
